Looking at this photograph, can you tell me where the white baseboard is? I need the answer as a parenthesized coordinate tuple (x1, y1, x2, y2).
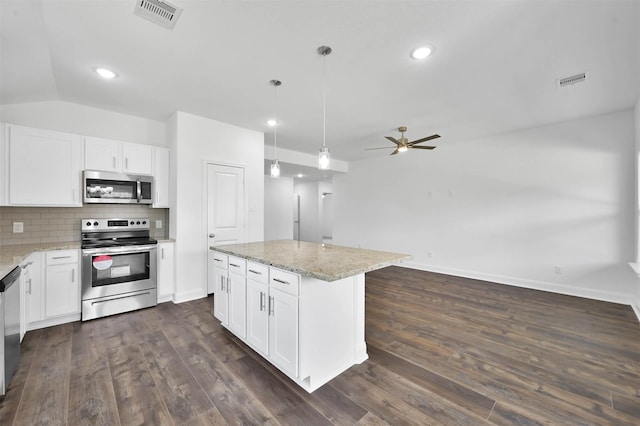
(173, 288, 205, 304)
(401, 261, 630, 306)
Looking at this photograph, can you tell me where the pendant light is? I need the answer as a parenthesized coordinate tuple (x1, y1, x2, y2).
(317, 45, 332, 170)
(269, 79, 282, 178)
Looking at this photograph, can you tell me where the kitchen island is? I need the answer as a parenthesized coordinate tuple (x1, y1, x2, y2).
(210, 240, 410, 392)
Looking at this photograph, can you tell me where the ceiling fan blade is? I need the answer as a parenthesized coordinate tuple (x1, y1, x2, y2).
(364, 147, 394, 150)
(408, 134, 441, 145)
(385, 136, 400, 145)
(409, 145, 436, 150)
(390, 148, 399, 155)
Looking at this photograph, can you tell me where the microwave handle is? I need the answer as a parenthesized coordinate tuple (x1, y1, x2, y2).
(137, 178, 141, 203)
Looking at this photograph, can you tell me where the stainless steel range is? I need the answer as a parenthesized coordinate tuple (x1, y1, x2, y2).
(81, 218, 157, 321)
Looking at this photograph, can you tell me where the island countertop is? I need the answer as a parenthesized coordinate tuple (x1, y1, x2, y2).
(211, 240, 411, 282)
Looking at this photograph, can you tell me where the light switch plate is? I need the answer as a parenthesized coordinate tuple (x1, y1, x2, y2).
(155, 220, 162, 229)
(13, 222, 24, 233)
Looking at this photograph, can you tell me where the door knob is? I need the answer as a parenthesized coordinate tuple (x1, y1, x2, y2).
(209, 234, 215, 238)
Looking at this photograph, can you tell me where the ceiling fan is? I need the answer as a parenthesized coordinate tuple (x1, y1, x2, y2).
(365, 126, 440, 155)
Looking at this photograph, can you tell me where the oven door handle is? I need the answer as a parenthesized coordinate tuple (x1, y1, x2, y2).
(82, 244, 158, 255)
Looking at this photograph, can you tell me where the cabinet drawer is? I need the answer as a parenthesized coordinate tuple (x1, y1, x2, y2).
(270, 268, 299, 297)
(247, 261, 268, 284)
(46, 250, 79, 265)
(228, 256, 246, 275)
(211, 252, 228, 269)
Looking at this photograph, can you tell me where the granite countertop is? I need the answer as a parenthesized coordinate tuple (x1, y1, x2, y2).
(0, 242, 82, 279)
(212, 240, 411, 282)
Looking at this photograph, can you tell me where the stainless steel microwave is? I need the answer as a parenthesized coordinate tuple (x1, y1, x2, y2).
(83, 170, 153, 204)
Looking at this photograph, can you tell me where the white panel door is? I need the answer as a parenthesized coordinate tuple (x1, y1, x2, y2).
(246, 279, 269, 356)
(269, 288, 299, 378)
(206, 163, 246, 294)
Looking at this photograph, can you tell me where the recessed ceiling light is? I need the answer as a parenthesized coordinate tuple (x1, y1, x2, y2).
(266, 119, 278, 126)
(94, 67, 117, 79)
(410, 45, 434, 60)
(297, 174, 303, 178)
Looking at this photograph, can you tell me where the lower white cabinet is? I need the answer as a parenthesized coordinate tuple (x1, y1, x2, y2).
(267, 287, 299, 377)
(20, 252, 41, 341)
(157, 241, 175, 303)
(44, 250, 80, 318)
(213, 255, 247, 340)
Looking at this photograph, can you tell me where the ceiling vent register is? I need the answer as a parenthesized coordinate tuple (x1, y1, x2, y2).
(557, 72, 586, 88)
(134, 0, 182, 29)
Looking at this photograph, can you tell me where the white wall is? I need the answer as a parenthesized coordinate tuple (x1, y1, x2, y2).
(264, 176, 294, 240)
(334, 110, 637, 304)
(169, 111, 264, 303)
(635, 98, 640, 316)
(0, 101, 166, 146)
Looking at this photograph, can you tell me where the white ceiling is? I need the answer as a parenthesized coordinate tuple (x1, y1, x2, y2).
(1, 1, 639, 168)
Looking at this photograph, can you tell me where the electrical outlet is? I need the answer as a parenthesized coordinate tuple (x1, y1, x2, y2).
(554, 265, 563, 275)
(155, 220, 162, 229)
(13, 222, 24, 233)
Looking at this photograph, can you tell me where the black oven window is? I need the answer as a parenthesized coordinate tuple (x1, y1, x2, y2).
(91, 252, 150, 287)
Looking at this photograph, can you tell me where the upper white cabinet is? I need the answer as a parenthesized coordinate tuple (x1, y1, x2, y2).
(7, 125, 83, 206)
(152, 147, 170, 208)
(84, 136, 152, 175)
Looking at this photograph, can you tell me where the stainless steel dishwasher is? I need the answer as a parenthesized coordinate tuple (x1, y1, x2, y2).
(1, 266, 21, 396)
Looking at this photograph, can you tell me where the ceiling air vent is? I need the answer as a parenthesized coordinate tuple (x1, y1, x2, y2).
(134, 0, 182, 29)
(556, 72, 586, 88)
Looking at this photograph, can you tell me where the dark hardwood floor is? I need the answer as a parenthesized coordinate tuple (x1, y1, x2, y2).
(1, 266, 639, 425)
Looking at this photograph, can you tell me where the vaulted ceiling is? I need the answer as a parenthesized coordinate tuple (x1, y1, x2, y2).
(1, 1, 638, 163)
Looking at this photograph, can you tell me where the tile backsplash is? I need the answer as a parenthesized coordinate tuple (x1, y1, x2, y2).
(0, 206, 169, 246)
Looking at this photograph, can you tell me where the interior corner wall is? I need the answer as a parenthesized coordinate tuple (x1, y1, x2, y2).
(0, 101, 166, 146)
(333, 110, 637, 304)
(634, 98, 640, 318)
(264, 176, 294, 240)
(171, 111, 264, 303)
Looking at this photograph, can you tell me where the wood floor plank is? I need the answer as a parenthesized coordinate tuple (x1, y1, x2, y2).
(107, 343, 175, 426)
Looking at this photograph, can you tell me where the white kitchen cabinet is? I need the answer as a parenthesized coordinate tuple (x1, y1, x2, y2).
(20, 252, 42, 341)
(152, 147, 170, 208)
(7, 125, 83, 206)
(213, 255, 247, 340)
(84, 136, 153, 175)
(157, 241, 175, 303)
(268, 287, 299, 377)
(44, 250, 80, 319)
(246, 277, 269, 356)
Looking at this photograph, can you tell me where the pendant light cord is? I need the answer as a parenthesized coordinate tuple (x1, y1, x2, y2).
(274, 82, 278, 157)
(322, 52, 326, 149)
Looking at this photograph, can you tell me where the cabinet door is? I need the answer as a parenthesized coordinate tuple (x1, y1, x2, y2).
(213, 266, 228, 324)
(84, 136, 121, 171)
(153, 147, 170, 208)
(45, 263, 80, 318)
(246, 279, 269, 356)
(0, 123, 6, 205)
(122, 142, 152, 175)
(8, 125, 82, 206)
(20, 253, 42, 338)
(157, 242, 175, 301)
(269, 288, 298, 377)
(227, 271, 246, 339)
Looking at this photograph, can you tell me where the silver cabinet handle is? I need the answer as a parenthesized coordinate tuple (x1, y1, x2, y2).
(259, 291, 265, 311)
(248, 269, 262, 275)
(21, 261, 33, 269)
(125, 157, 129, 170)
(230, 263, 239, 268)
(214, 258, 223, 262)
(268, 296, 274, 315)
(161, 248, 165, 259)
(113, 156, 116, 169)
(72, 268, 75, 282)
(227, 278, 231, 294)
(52, 256, 72, 260)
(209, 234, 215, 238)
(273, 278, 289, 285)
(28, 278, 32, 295)
(220, 276, 224, 292)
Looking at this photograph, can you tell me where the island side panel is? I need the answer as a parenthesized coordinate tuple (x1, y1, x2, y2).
(298, 273, 367, 392)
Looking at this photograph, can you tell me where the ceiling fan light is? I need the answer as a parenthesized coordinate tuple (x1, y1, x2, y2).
(410, 45, 434, 60)
(398, 145, 408, 153)
(270, 159, 281, 178)
(266, 119, 278, 126)
(318, 147, 330, 170)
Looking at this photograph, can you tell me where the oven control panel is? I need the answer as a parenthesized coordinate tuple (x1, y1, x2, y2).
(82, 218, 150, 232)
